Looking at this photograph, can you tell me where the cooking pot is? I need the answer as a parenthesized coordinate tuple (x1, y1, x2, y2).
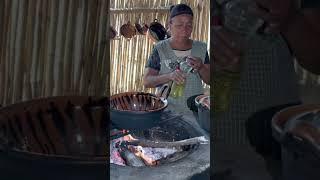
(110, 84, 170, 130)
(195, 95, 210, 132)
(272, 104, 320, 152)
(120, 21, 136, 39)
(187, 94, 210, 132)
(147, 19, 167, 42)
(272, 104, 320, 180)
(109, 26, 117, 39)
(135, 22, 148, 35)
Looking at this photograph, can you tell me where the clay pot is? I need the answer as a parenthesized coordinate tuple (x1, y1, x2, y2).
(120, 21, 136, 39)
(109, 26, 117, 39)
(141, 24, 149, 35)
(135, 23, 148, 35)
(110, 84, 170, 130)
(147, 19, 167, 42)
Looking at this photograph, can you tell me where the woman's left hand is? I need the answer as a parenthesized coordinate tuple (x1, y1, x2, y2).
(186, 56, 203, 71)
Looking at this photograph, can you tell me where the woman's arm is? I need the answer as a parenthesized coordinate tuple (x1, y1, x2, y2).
(198, 64, 210, 84)
(143, 68, 186, 88)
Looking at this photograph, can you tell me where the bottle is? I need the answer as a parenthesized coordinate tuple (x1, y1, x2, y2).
(170, 57, 194, 99)
(213, 0, 264, 113)
(170, 80, 185, 98)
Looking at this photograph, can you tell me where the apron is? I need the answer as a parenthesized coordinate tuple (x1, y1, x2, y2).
(214, 34, 300, 144)
(155, 38, 207, 113)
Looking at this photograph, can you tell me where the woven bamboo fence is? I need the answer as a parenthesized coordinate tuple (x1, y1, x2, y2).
(109, 0, 210, 95)
(0, 0, 109, 106)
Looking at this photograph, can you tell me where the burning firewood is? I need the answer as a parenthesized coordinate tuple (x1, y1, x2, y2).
(110, 139, 126, 166)
(128, 146, 179, 166)
(119, 148, 146, 167)
(124, 136, 209, 148)
(110, 131, 208, 167)
(110, 148, 126, 166)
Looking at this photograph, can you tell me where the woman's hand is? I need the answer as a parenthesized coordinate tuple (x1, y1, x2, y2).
(186, 55, 210, 84)
(169, 69, 186, 84)
(186, 56, 203, 71)
(213, 27, 243, 72)
(249, 0, 298, 33)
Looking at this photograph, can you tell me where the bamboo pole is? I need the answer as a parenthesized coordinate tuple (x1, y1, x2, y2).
(95, 0, 108, 95)
(29, 0, 39, 99)
(37, 0, 49, 97)
(80, 0, 96, 95)
(12, 0, 27, 102)
(55, 0, 68, 96)
(62, 0, 76, 95)
(78, 0, 89, 95)
(6, 0, 19, 104)
(90, 0, 102, 96)
(22, 0, 36, 101)
(74, 0, 86, 95)
(44, 0, 58, 96)
(0, 0, 8, 105)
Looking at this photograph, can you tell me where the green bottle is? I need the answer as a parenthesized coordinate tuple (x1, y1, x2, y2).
(169, 58, 193, 99)
(213, 0, 264, 113)
(170, 81, 186, 99)
(213, 70, 240, 112)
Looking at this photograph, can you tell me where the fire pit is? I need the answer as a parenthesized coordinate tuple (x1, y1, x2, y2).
(110, 111, 210, 180)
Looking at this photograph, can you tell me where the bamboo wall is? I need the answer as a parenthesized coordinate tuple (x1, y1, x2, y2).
(0, 0, 109, 106)
(109, 0, 210, 95)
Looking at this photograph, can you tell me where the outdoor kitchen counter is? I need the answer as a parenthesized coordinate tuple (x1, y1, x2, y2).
(110, 112, 210, 180)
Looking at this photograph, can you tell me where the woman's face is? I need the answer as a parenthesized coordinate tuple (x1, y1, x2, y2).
(169, 14, 193, 40)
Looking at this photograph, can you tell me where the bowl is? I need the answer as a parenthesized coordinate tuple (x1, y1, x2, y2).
(110, 92, 168, 130)
(110, 92, 167, 112)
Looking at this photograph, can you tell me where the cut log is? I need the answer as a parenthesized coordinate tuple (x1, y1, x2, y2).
(124, 136, 208, 148)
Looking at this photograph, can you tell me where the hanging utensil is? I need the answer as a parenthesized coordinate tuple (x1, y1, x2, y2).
(109, 26, 117, 39)
(120, 21, 136, 39)
(147, 19, 167, 42)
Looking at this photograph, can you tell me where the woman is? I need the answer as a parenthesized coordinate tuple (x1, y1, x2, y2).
(143, 4, 210, 113)
(213, 0, 320, 179)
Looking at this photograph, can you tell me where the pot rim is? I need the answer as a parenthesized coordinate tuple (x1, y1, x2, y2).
(0, 148, 107, 164)
(110, 91, 168, 113)
(195, 95, 210, 110)
(271, 104, 320, 146)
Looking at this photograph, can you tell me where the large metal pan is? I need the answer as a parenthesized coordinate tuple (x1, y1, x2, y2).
(110, 84, 170, 130)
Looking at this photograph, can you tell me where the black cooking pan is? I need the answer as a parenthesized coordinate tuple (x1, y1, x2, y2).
(110, 84, 170, 130)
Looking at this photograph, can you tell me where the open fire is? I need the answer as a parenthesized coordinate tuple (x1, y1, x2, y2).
(110, 130, 181, 167)
(110, 111, 209, 167)
(110, 128, 208, 167)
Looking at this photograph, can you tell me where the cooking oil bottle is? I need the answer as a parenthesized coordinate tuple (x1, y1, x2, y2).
(170, 58, 194, 99)
(213, 0, 264, 113)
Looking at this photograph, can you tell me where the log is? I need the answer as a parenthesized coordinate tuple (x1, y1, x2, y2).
(124, 136, 208, 148)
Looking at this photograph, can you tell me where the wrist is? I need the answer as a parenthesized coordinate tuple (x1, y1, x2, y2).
(167, 72, 174, 81)
(198, 63, 204, 71)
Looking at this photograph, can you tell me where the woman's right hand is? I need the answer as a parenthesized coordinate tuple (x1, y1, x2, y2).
(169, 69, 186, 84)
(213, 27, 243, 72)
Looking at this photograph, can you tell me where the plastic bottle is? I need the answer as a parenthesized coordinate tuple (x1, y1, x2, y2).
(170, 58, 194, 99)
(213, 0, 264, 113)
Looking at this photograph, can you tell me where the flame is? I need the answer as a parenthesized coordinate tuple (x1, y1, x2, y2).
(129, 146, 157, 166)
(123, 134, 137, 141)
